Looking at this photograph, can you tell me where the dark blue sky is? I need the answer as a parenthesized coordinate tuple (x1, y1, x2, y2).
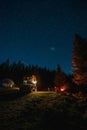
(0, 0, 87, 73)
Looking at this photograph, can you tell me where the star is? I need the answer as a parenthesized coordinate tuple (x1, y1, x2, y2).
(50, 47, 55, 51)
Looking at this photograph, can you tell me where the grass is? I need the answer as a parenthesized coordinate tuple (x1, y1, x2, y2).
(0, 91, 87, 130)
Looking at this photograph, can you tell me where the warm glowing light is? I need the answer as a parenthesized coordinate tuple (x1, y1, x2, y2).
(32, 80, 37, 85)
(31, 75, 37, 85)
(60, 86, 66, 92)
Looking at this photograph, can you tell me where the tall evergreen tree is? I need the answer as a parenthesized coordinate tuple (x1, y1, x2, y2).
(72, 34, 87, 85)
(54, 64, 67, 90)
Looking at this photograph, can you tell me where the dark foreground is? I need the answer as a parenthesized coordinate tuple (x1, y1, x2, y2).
(0, 91, 87, 130)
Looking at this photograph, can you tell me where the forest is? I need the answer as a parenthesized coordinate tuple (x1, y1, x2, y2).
(0, 34, 87, 95)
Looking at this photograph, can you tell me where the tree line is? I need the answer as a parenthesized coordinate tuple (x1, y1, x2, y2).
(0, 33, 87, 93)
(0, 59, 55, 90)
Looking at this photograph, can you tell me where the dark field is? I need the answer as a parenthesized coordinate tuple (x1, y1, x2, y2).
(0, 91, 87, 130)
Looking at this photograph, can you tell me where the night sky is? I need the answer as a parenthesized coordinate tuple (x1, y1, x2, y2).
(0, 0, 87, 74)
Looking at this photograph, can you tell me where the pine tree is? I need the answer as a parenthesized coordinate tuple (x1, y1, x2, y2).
(72, 34, 87, 85)
(54, 64, 67, 90)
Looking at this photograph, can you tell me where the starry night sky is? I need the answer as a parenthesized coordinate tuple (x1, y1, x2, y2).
(0, 0, 87, 74)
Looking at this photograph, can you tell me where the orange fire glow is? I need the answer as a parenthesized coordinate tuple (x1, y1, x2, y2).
(60, 86, 66, 92)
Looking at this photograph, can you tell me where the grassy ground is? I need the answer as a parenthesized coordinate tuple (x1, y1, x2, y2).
(0, 91, 87, 130)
